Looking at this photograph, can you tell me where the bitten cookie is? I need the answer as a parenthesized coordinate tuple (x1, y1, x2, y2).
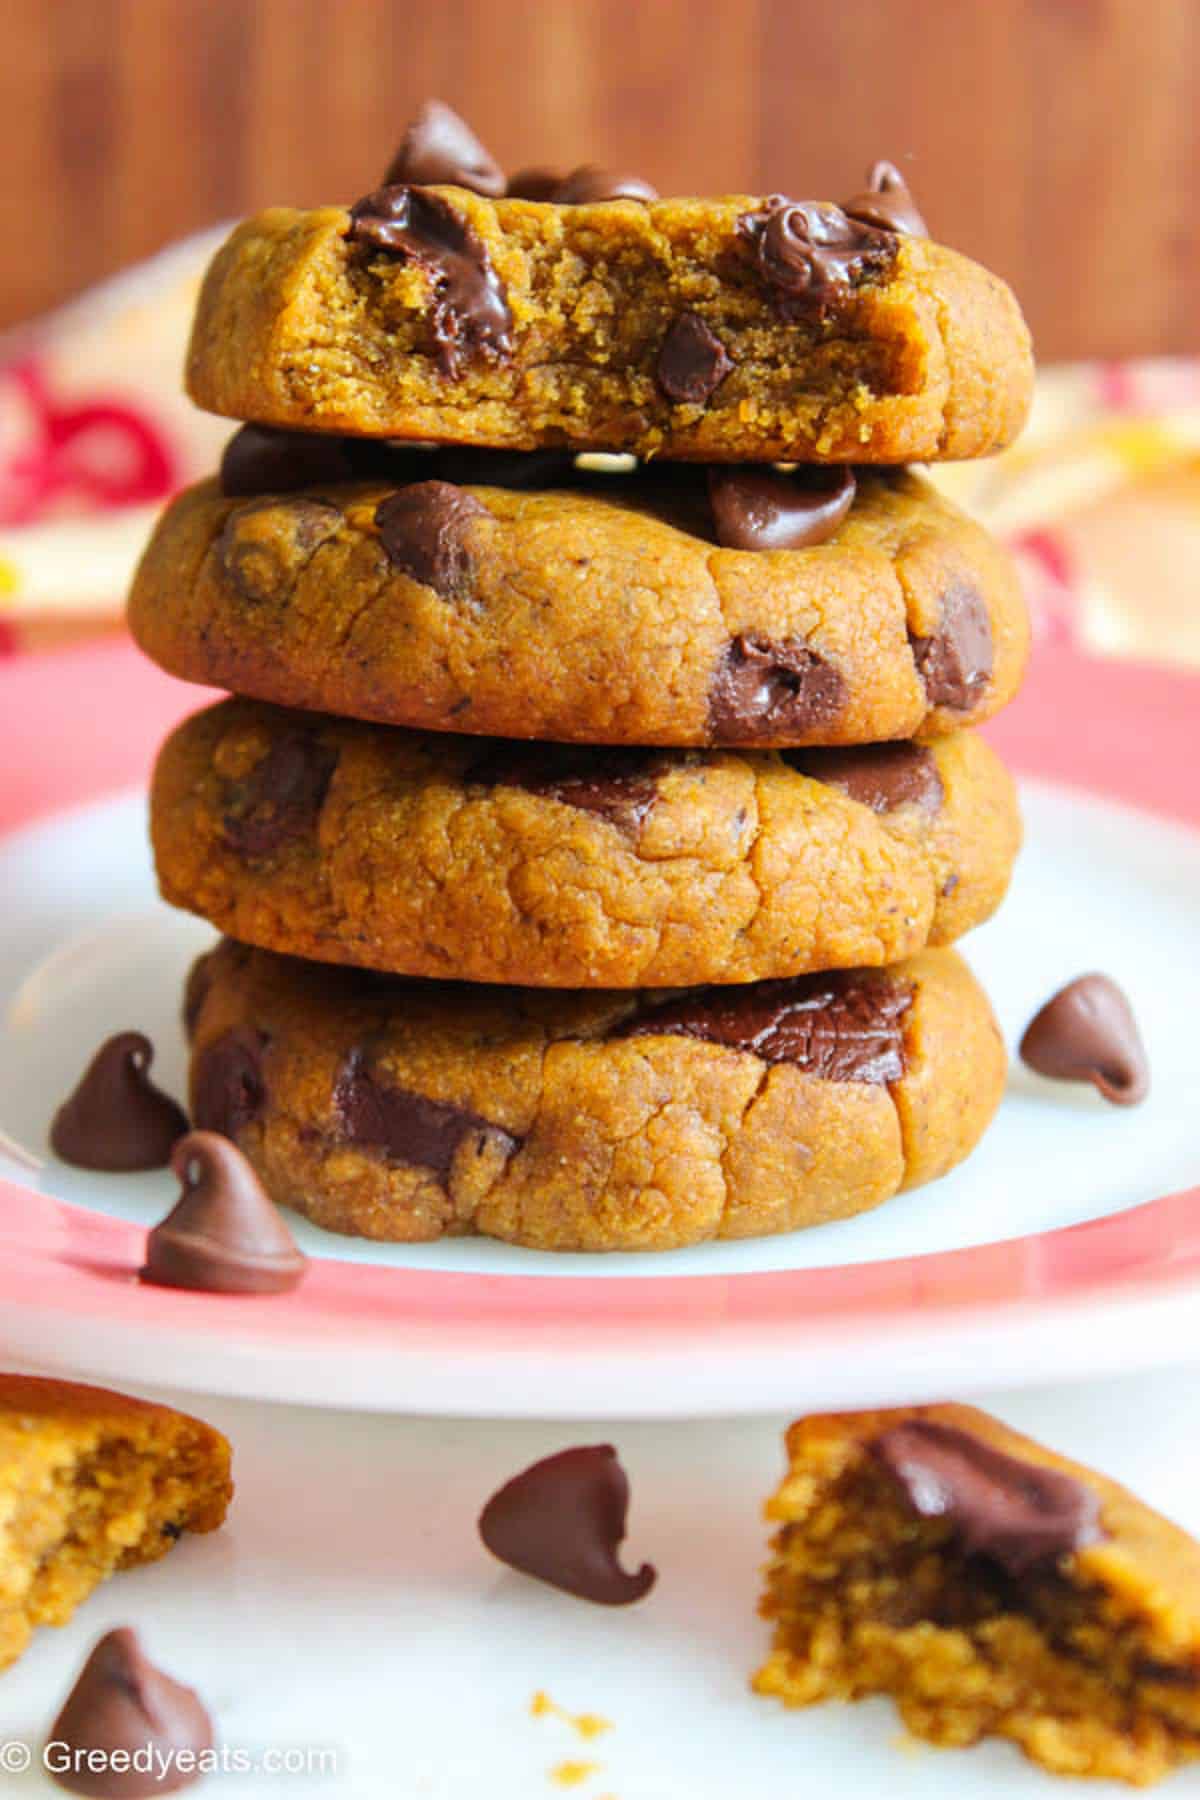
(185, 187, 1032, 463)
(151, 700, 1021, 989)
(185, 940, 1006, 1251)
(756, 1404, 1200, 1786)
(0, 1375, 231, 1670)
(129, 456, 1028, 747)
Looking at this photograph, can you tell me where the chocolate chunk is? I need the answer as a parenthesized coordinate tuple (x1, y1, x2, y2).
(221, 728, 338, 859)
(737, 195, 898, 320)
(656, 312, 733, 404)
(382, 98, 505, 197)
(911, 580, 994, 711)
(191, 1027, 268, 1142)
(843, 159, 928, 237)
(51, 1033, 188, 1173)
(708, 465, 856, 551)
(505, 166, 563, 200)
(708, 634, 846, 741)
(872, 1419, 1104, 1576)
(334, 1049, 515, 1183)
(219, 425, 360, 498)
(47, 1627, 213, 1797)
(619, 970, 912, 1083)
(1019, 974, 1150, 1106)
(217, 497, 341, 604)
(552, 166, 658, 203)
(465, 743, 664, 835)
(478, 1445, 656, 1606)
(784, 743, 943, 815)
(141, 1131, 307, 1295)
(374, 480, 487, 597)
(347, 184, 513, 375)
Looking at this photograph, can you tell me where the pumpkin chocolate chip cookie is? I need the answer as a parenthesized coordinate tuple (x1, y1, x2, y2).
(184, 938, 1005, 1250)
(129, 451, 1028, 747)
(185, 181, 1032, 463)
(150, 699, 1020, 989)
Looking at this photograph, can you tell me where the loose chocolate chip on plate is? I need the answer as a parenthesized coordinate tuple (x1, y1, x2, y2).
(478, 1444, 657, 1605)
(910, 579, 994, 711)
(737, 195, 898, 319)
(51, 1032, 188, 1173)
(191, 1027, 269, 1142)
(843, 159, 929, 237)
(141, 1131, 308, 1295)
(217, 497, 342, 604)
(465, 743, 664, 835)
(708, 633, 847, 741)
(334, 1050, 516, 1183)
(382, 98, 505, 196)
(784, 742, 943, 815)
(375, 480, 488, 597)
(552, 165, 658, 203)
(708, 465, 856, 551)
(656, 312, 733, 404)
(1019, 973, 1150, 1106)
(872, 1420, 1104, 1575)
(48, 1627, 213, 1797)
(221, 728, 338, 859)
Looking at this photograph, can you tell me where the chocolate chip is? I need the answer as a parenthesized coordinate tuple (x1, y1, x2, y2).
(1019, 974, 1150, 1106)
(430, 446, 577, 489)
(347, 184, 513, 376)
(221, 728, 337, 859)
(374, 480, 487, 597)
(191, 1027, 268, 1142)
(708, 634, 846, 742)
(217, 497, 341, 604)
(505, 166, 564, 200)
(618, 970, 912, 1083)
(655, 312, 733, 405)
(219, 425, 360, 498)
(382, 98, 505, 197)
(50, 1032, 188, 1173)
(141, 1130, 307, 1296)
(910, 580, 994, 711)
(465, 743, 664, 835)
(784, 743, 943, 815)
(843, 159, 928, 237)
(708, 465, 856, 551)
(47, 1627, 213, 1797)
(478, 1445, 656, 1606)
(737, 195, 898, 320)
(552, 166, 658, 203)
(872, 1420, 1104, 1576)
(334, 1050, 515, 1183)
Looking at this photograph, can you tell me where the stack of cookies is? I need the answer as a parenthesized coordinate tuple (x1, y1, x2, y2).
(129, 103, 1033, 1253)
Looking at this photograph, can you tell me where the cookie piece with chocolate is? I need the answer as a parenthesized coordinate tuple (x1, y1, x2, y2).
(185, 187, 1032, 463)
(755, 1402, 1200, 1785)
(129, 466, 1028, 748)
(184, 940, 1004, 1250)
(150, 699, 1020, 989)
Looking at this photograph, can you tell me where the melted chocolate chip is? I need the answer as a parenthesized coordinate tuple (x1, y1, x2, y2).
(382, 98, 505, 196)
(219, 425, 360, 498)
(552, 166, 658, 203)
(141, 1131, 307, 1295)
(191, 1027, 268, 1142)
(618, 970, 912, 1083)
(784, 742, 944, 815)
(51, 1033, 188, 1173)
(465, 743, 664, 834)
(375, 480, 487, 597)
(217, 497, 342, 603)
(843, 159, 928, 237)
(478, 1445, 657, 1606)
(872, 1419, 1104, 1576)
(708, 634, 846, 742)
(737, 196, 898, 320)
(347, 184, 513, 375)
(1019, 974, 1150, 1106)
(48, 1627, 213, 1798)
(708, 465, 856, 551)
(655, 312, 733, 405)
(334, 1050, 515, 1183)
(505, 166, 563, 200)
(221, 729, 338, 859)
(911, 580, 994, 711)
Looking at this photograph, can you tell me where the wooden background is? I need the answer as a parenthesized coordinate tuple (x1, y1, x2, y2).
(4, 0, 1199, 359)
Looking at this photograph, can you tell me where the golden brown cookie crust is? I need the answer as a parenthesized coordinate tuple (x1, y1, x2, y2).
(185, 195, 1033, 462)
(129, 468, 1029, 747)
(185, 940, 1005, 1251)
(151, 700, 1021, 988)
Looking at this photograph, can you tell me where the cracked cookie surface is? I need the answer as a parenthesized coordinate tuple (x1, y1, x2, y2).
(185, 939, 1005, 1250)
(151, 700, 1021, 989)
